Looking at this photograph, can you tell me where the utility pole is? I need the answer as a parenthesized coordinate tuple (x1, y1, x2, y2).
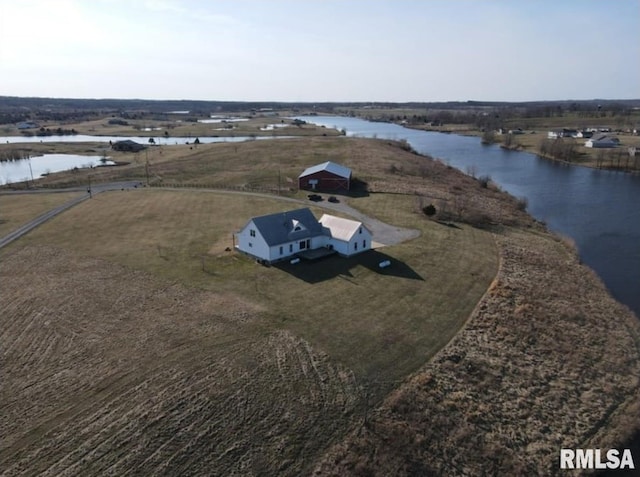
(145, 149, 150, 185)
(27, 154, 34, 188)
(278, 167, 282, 195)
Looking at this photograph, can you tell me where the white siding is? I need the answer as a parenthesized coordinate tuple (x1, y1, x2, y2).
(328, 225, 372, 256)
(236, 220, 270, 261)
(268, 240, 305, 261)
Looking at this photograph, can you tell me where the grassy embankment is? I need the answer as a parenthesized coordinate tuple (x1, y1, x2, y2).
(2, 134, 639, 475)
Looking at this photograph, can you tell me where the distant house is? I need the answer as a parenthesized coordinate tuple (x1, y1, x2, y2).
(235, 207, 372, 263)
(548, 128, 579, 139)
(585, 134, 620, 148)
(112, 139, 147, 152)
(298, 161, 352, 191)
(575, 130, 593, 138)
(17, 121, 38, 130)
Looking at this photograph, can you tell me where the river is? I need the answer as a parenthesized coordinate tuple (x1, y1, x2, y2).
(297, 116, 640, 318)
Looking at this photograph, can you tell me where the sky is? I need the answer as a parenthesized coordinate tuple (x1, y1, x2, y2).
(1, 0, 639, 102)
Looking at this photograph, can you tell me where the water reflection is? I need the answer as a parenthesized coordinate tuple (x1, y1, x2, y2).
(0, 154, 114, 185)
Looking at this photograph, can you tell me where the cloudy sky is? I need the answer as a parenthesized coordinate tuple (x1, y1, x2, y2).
(1, 0, 638, 102)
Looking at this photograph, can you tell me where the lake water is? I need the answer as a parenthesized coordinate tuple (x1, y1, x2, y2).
(1, 134, 287, 145)
(1, 154, 115, 185)
(297, 116, 640, 318)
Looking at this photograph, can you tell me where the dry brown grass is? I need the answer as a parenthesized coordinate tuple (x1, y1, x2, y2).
(498, 131, 640, 170)
(0, 191, 82, 236)
(0, 246, 359, 476)
(314, 228, 640, 476)
(2, 133, 639, 475)
(42, 115, 339, 138)
(20, 136, 540, 231)
(10, 188, 497, 391)
(0, 183, 499, 474)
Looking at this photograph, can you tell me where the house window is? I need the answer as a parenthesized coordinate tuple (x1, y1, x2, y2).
(294, 226, 301, 232)
(363, 240, 366, 248)
(300, 240, 307, 250)
(354, 242, 358, 251)
(248, 242, 252, 247)
(359, 227, 362, 234)
(289, 244, 293, 253)
(279, 246, 283, 255)
(250, 229, 256, 237)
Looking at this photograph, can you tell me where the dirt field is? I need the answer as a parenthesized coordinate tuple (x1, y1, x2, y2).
(0, 246, 359, 476)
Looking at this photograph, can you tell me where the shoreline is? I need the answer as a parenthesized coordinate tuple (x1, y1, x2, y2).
(393, 121, 640, 174)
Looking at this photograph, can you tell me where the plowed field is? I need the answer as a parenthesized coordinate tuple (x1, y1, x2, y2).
(1, 246, 359, 476)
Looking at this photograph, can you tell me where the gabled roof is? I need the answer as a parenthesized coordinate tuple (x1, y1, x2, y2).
(250, 208, 327, 246)
(319, 214, 367, 242)
(591, 134, 619, 142)
(299, 161, 352, 179)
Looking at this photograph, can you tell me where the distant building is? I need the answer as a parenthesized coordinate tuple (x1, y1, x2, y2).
(298, 161, 352, 191)
(235, 207, 372, 263)
(111, 140, 147, 152)
(585, 134, 620, 148)
(548, 128, 579, 139)
(17, 121, 39, 130)
(575, 130, 593, 138)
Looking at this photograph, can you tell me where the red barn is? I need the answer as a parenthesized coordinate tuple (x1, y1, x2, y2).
(298, 161, 352, 191)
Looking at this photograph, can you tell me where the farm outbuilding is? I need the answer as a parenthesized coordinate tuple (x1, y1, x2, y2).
(298, 161, 352, 191)
(112, 140, 147, 152)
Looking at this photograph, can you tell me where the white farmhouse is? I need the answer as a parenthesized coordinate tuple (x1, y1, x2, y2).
(235, 208, 372, 263)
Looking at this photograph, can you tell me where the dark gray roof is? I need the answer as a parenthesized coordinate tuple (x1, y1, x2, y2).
(251, 208, 327, 246)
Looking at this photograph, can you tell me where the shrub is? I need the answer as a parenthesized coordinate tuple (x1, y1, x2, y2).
(422, 204, 436, 217)
(516, 196, 528, 211)
(478, 175, 491, 188)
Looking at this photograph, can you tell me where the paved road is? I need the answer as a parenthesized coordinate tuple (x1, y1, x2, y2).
(0, 182, 143, 250)
(0, 183, 418, 250)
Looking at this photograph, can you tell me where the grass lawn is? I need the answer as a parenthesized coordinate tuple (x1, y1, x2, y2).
(0, 192, 83, 237)
(14, 188, 497, 397)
